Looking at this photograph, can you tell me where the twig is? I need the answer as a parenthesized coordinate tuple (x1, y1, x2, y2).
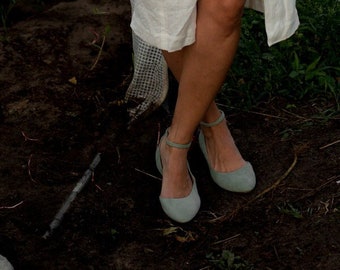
(319, 139, 340, 149)
(282, 109, 340, 121)
(116, 146, 121, 164)
(247, 110, 288, 120)
(88, 27, 100, 45)
(320, 200, 330, 215)
(286, 187, 313, 191)
(0, 201, 24, 209)
(211, 234, 241, 246)
(90, 35, 106, 70)
(273, 245, 282, 264)
(198, 267, 211, 270)
(210, 152, 298, 223)
(27, 154, 37, 183)
(216, 103, 287, 120)
(216, 102, 340, 121)
(21, 131, 39, 141)
(294, 175, 340, 202)
(135, 168, 162, 181)
(281, 108, 308, 120)
(91, 171, 103, 191)
(248, 153, 298, 203)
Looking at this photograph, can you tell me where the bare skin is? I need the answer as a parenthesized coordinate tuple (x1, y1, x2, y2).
(159, 0, 247, 199)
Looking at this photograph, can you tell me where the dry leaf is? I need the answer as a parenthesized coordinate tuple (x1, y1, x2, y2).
(162, 226, 179, 236)
(175, 231, 196, 243)
(68, 76, 77, 85)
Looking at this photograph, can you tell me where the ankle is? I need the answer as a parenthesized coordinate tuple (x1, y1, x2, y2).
(159, 134, 189, 163)
(164, 142, 189, 160)
(201, 119, 227, 138)
(201, 109, 225, 127)
(166, 127, 193, 147)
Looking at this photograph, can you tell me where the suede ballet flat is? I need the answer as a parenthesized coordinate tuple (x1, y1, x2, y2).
(199, 110, 256, 193)
(155, 129, 201, 223)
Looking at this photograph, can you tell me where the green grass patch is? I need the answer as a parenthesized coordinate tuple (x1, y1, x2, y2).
(219, 0, 340, 112)
(207, 250, 254, 270)
(277, 202, 304, 219)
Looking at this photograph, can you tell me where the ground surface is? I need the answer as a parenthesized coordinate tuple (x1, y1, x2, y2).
(0, 1, 339, 269)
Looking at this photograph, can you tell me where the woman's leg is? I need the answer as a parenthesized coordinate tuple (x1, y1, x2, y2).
(159, 0, 246, 199)
(164, 57, 245, 173)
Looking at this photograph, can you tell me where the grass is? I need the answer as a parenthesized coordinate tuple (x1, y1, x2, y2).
(207, 250, 254, 270)
(219, 0, 340, 113)
(0, 0, 17, 38)
(277, 202, 303, 219)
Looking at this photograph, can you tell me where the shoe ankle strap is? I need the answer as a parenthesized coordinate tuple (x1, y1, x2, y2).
(165, 129, 191, 149)
(166, 139, 191, 149)
(200, 110, 225, 127)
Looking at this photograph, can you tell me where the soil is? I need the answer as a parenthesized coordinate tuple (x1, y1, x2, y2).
(0, 1, 339, 269)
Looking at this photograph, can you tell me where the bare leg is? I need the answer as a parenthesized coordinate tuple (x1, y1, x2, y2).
(164, 60, 245, 174)
(159, 0, 246, 198)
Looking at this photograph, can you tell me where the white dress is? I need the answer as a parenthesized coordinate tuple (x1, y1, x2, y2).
(130, 0, 300, 52)
(125, 0, 300, 121)
(245, 0, 300, 46)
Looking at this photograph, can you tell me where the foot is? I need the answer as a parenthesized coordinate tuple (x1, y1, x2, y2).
(199, 110, 255, 193)
(200, 117, 246, 174)
(158, 131, 193, 199)
(155, 129, 201, 223)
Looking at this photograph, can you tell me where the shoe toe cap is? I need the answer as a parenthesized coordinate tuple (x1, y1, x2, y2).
(159, 186, 201, 223)
(213, 162, 256, 193)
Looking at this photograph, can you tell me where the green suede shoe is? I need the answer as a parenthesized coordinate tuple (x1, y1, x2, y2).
(199, 110, 256, 193)
(155, 129, 201, 223)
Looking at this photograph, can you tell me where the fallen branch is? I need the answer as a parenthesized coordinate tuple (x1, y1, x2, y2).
(42, 153, 101, 239)
(210, 152, 298, 223)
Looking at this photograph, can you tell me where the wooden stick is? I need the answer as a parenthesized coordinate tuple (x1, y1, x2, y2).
(42, 153, 101, 239)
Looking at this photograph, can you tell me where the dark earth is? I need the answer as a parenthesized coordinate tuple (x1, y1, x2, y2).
(0, 0, 339, 269)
